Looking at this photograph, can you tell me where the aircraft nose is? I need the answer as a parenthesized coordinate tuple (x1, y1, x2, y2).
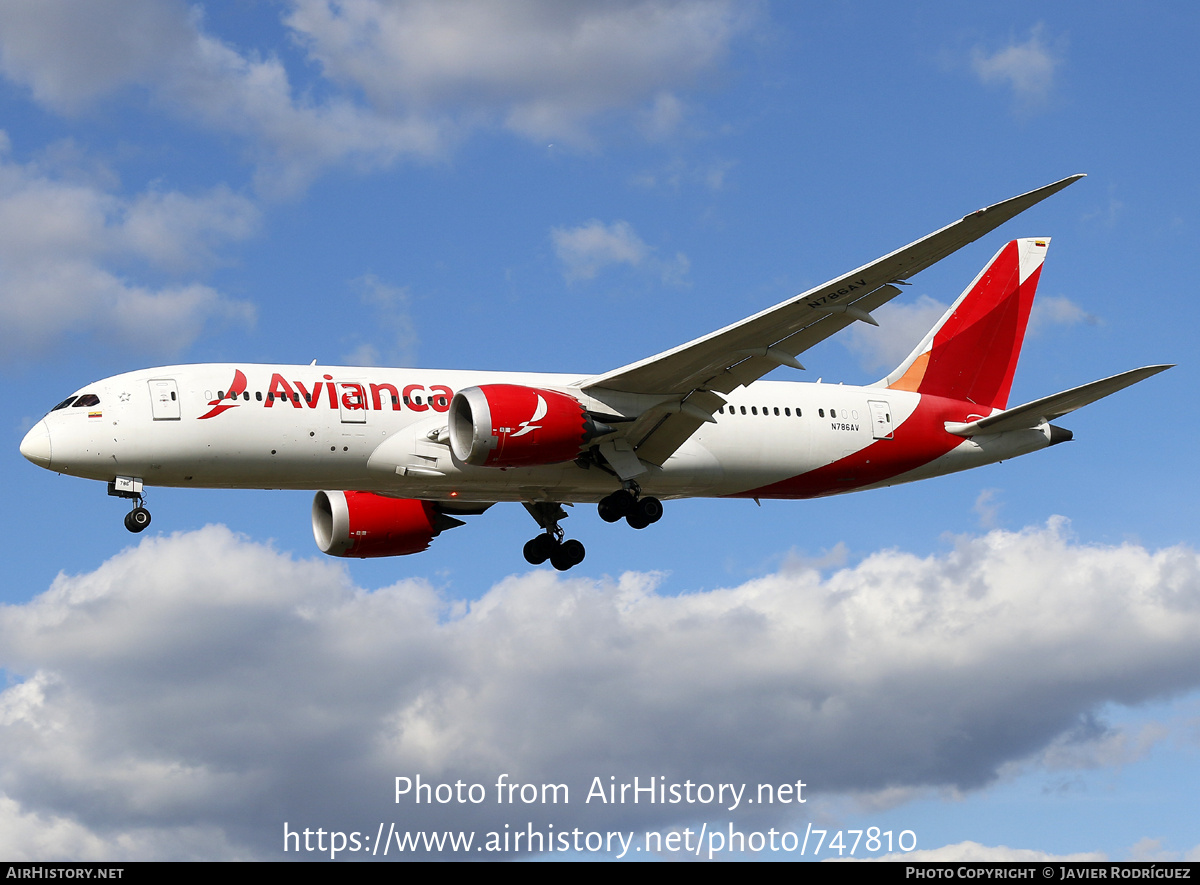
(20, 419, 52, 468)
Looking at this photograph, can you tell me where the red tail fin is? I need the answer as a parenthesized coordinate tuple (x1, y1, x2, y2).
(880, 238, 1048, 410)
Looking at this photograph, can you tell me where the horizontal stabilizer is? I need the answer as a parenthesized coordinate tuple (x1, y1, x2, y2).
(944, 364, 1173, 436)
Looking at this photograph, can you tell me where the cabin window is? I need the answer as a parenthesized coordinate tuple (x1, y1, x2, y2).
(751, 406, 758, 415)
(773, 407, 780, 416)
(256, 392, 262, 402)
(740, 406, 746, 415)
(784, 408, 790, 416)
(819, 409, 825, 417)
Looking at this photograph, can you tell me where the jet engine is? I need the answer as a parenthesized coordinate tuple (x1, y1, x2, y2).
(312, 490, 464, 558)
(449, 384, 602, 468)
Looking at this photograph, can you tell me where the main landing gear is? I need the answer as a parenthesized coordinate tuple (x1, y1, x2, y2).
(522, 502, 586, 571)
(523, 533, 586, 571)
(597, 487, 663, 530)
(519, 487, 665, 572)
(109, 478, 151, 534)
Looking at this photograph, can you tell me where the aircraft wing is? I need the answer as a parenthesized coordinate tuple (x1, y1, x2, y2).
(944, 365, 1173, 437)
(576, 174, 1085, 467)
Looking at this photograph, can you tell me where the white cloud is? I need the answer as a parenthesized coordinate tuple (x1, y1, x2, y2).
(285, 0, 750, 144)
(0, 787, 246, 862)
(850, 840, 1105, 862)
(166, 25, 443, 197)
(0, 0, 190, 113)
(1029, 295, 1100, 333)
(1019, 719, 1169, 776)
(1083, 191, 1124, 229)
(342, 275, 419, 366)
(631, 157, 737, 192)
(1, 519, 1199, 857)
(971, 24, 1063, 112)
(843, 294, 950, 375)
(0, 1, 751, 193)
(1129, 837, 1176, 862)
(119, 188, 261, 271)
(0, 0, 441, 196)
(552, 219, 649, 281)
(640, 91, 686, 141)
(973, 488, 1002, 529)
(0, 143, 257, 356)
(552, 219, 689, 284)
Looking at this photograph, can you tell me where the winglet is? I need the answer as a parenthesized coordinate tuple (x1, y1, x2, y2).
(960, 174, 1085, 223)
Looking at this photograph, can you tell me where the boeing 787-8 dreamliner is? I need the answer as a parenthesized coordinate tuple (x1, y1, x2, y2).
(20, 175, 1170, 570)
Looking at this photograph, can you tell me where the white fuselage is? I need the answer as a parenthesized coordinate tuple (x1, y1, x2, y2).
(23, 363, 1052, 504)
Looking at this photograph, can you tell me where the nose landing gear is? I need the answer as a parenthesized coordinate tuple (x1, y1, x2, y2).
(109, 477, 151, 533)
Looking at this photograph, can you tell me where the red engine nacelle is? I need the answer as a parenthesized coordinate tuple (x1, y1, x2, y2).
(448, 384, 590, 468)
(312, 491, 463, 558)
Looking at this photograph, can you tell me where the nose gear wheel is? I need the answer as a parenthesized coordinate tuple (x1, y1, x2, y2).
(124, 506, 152, 533)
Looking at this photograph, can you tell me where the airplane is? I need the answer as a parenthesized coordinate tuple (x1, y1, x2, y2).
(19, 175, 1170, 571)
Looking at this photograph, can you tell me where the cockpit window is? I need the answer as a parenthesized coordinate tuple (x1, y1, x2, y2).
(51, 396, 77, 411)
(72, 394, 100, 408)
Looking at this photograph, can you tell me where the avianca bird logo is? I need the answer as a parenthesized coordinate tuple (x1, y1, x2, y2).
(509, 394, 547, 438)
(198, 369, 247, 420)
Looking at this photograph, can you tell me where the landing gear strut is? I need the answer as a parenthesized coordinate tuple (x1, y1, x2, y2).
(109, 477, 151, 533)
(522, 502, 586, 571)
(598, 486, 663, 530)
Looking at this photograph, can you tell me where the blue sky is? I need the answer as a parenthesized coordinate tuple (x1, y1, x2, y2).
(1, 1, 1196, 861)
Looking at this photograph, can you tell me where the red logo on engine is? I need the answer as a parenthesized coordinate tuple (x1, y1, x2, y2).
(509, 394, 547, 438)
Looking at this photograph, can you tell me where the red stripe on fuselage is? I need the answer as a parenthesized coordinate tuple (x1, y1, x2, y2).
(733, 394, 984, 499)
